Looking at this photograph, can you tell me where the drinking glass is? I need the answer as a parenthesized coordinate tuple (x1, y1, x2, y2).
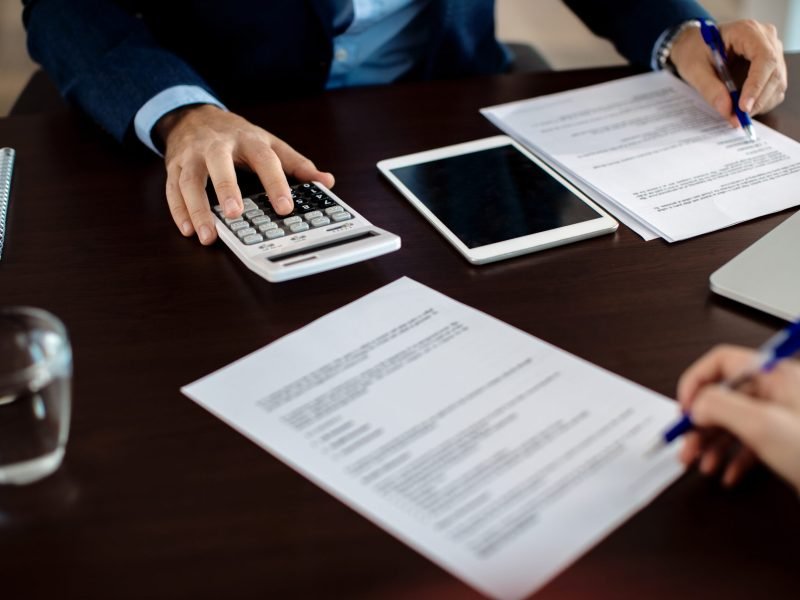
(0, 307, 72, 485)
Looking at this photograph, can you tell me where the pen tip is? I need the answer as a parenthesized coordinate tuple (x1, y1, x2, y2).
(745, 125, 757, 141)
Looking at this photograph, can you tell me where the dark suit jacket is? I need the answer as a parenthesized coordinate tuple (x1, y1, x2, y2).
(22, 0, 710, 142)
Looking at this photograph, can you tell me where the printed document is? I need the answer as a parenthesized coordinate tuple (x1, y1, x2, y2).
(183, 278, 684, 600)
(482, 71, 800, 242)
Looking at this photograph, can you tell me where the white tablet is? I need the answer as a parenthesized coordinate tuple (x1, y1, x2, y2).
(377, 135, 618, 264)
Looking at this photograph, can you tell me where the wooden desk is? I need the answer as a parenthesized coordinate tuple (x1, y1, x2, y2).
(1, 59, 799, 599)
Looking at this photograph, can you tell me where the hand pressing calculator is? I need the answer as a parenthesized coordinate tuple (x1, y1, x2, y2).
(213, 182, 400, 282)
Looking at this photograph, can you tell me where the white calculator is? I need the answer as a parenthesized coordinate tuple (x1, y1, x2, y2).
(213, 182, 401, 282)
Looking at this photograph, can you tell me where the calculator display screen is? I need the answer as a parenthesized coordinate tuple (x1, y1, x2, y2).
(389, 144, 602, 249)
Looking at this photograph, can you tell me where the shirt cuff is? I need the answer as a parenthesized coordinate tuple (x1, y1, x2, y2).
(133, 85, 227, 155)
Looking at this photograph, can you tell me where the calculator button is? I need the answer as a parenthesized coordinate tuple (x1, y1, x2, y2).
(213, 205, 224, 214)
(229, 220, 249, 231)
(251, 215, 271, 225)
(265, 228, 286, 239)
(243, 234, 264, 245)
(311, 216, 331, 227)
(324, 206, 343, 215)
(331, 211, 352, 222)
(258, 222, 278, 233)
(237, 227, 257, 238)
(283, 216, 302, 226)
(225, 216, 244, 226)
(289, 222, 310, 233)
(304, 211, 323, 221)
(245, 209, 264, 219)
(243, 199, 259, 211)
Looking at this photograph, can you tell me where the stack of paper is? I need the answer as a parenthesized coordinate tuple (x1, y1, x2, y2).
(184, 278, 684, 600)
(481, 72, 800, 242)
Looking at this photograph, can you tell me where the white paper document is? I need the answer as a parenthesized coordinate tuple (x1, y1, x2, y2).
(482, 71, 800, 242)
(183, 278, 683, 599)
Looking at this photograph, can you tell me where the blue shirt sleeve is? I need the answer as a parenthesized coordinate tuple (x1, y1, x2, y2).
(565, 0, 711, 67)
(134, 86, 227, 155)
(23, 0, 221, 143)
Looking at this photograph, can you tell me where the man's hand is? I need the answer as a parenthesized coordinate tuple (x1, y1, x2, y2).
(670, 20, 787, 127)
(156, 105, 335, 245)
(677, 345, 800, 493)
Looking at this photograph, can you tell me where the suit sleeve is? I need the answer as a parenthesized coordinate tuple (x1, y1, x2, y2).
(563, 0, 712, 67)
(22, 0, 220, 142)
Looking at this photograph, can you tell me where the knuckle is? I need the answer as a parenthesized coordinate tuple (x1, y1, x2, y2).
(214, 177, 238, 191)
(742, 19, 760, 33)
(167, 201, 186, 217)
(240, 130, 266, 147)
(763, 58, 779, 72)
(175, 139, 199, 159)
(179, 169, 205, 188)
(299, 157, 316, 170)
(714, 343, 736, 355)
(164, 156, 179, 171)
(165, 177, 181, 197)
(214, 179, 239, 196)
(251, 146, 279, 165)
(188, 205, 211, 221)
(207, 139, 232, 157)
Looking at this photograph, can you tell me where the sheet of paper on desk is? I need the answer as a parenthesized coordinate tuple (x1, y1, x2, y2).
(482, 71, 800, 242)
(182, 277, 683, 600)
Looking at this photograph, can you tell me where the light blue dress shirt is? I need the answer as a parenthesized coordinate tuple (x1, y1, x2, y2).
(134, 0, 433, 154)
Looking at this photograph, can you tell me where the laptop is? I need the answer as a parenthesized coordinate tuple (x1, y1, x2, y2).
(710, 210, 800, 321)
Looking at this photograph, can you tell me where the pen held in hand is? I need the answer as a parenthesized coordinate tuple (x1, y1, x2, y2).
(699, 19, 757, 141)
(645, 319, 800, 457)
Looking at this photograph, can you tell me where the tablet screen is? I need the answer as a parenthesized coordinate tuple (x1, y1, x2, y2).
(389, 144, 603, 248)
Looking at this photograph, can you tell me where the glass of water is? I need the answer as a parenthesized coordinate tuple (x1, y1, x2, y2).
(0, 307, 72, 485)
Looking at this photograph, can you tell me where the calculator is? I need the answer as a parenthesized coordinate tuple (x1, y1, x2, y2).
(213, 182, 401, 282)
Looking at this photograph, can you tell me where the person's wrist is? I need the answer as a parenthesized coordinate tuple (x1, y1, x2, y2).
(667, 21, 703, 74)
(154, 104, 224, 152)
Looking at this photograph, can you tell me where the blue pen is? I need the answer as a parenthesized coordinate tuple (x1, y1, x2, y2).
(699, 19, 757, 141)
(647, 319, 800, 455)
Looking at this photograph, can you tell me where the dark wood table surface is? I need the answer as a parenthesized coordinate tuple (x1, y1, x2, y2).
(1, 57, 799, 599)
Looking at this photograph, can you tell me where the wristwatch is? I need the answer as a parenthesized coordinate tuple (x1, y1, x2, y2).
(653, 19, 702, 71)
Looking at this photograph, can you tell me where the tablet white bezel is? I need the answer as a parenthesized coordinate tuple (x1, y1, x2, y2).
(377, 135, 618, 264)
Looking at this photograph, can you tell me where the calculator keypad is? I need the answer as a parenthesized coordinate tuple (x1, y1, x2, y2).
(215, 183, 352, 245)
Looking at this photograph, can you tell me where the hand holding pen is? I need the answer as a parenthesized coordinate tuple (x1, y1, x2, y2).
(658, 321, 800, 492)
(699, 19, 757, 140)
(667, 19, 786, 134)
